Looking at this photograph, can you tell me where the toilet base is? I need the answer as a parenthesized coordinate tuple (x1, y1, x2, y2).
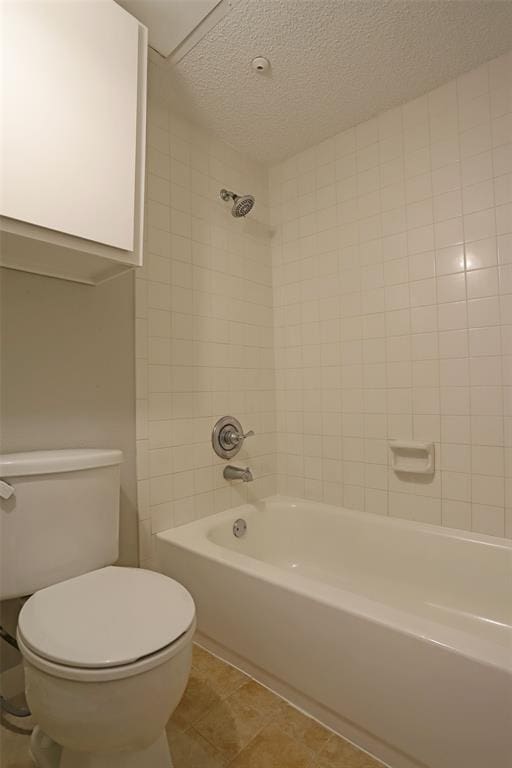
(30, 726, 173, 768)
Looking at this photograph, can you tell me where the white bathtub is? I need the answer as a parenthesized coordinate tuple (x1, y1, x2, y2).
(157, 496, 512, 768)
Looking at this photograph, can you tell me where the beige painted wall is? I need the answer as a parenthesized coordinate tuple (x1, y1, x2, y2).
(0, 267, 138, 566)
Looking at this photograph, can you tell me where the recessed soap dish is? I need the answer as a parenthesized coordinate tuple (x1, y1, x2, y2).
(389, 440, 435, 475)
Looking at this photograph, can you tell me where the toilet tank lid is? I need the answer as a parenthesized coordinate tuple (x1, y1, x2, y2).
(0, 449, 123, 477)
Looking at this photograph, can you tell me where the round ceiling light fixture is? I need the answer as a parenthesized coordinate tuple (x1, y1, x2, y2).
(252, 56, 270, 73)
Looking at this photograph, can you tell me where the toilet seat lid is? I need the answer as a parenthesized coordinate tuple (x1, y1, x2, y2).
(18, 567, 195, 669)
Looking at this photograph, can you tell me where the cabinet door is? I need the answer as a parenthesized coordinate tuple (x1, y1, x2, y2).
(0, 0, 140, 251)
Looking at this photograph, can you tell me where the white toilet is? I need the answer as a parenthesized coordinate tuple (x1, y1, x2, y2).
(0, 449, 196, 768)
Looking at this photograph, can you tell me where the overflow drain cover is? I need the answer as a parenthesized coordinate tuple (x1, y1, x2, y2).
(233, 518, 247, 538)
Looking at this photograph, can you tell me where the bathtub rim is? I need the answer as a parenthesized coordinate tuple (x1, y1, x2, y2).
(156, 494, 512, 674)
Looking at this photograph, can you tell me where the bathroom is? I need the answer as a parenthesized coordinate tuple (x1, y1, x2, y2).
(0, 0, 511, 766)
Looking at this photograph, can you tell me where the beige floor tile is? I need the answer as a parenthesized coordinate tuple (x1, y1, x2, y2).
(0, 716, 33, 768)
(192, 646, 249, 699)
(273, 702, 332, 753)
(192, 643, 215, 668)
(318, 734, 382, 768)
(227, 680, 283, 719)
(171, 667, 221, 728)
(167, 723, 227, 768)
(229, 724, 316, 768)
(194, 692, 267, 762)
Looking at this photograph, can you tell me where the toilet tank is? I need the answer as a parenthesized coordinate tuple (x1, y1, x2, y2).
(0, 449, 123, 600)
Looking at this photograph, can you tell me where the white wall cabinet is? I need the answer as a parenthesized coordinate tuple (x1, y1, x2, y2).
(0, 0, 147, 285)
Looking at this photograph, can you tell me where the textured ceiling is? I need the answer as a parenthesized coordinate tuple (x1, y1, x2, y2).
(153, 0, 512, 165)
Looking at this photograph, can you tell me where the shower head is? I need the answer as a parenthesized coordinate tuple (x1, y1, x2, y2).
(220, 189, 255, 218)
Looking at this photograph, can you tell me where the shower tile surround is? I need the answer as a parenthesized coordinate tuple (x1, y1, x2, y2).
(136, 69, 276, 566)
(137, 52, 512, 562)
(270, 52, 512, 539)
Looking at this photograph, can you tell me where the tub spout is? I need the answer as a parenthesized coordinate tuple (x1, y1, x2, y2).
(223, 465, 253, 482)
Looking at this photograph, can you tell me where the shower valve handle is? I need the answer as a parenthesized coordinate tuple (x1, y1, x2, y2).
(226, 428, 254, 446)
(212, 416, 255, 459)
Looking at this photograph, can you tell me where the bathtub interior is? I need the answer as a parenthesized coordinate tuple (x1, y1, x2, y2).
(205, 498, 512, 649)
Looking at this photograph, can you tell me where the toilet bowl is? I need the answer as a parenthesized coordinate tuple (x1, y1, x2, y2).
(17, 566, 196, 768)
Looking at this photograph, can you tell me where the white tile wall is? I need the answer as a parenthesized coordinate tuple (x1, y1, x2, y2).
(136, 73, 276, 566)
(137, 53, 511, 563)
(270, 52, 512, 539)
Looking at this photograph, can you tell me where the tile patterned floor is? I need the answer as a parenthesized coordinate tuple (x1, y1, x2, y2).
(1, 643, 382, 768)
